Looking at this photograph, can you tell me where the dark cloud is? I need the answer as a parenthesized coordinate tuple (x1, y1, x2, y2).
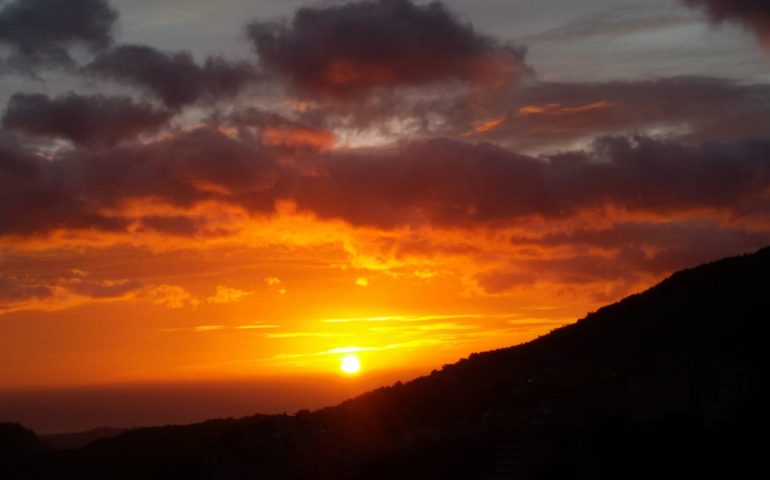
(2, 127, 770, 236)
(246, 0, 526, 98)
(0, 135, 128, 236)
(0, 0, 116, 70)
(0, 128, 284, 236)
(0, 275, 52, 303)
(683, 0, 770, 46)
(71, 128, 286, 211)
(475, 270, 538, 294)
(546, 135, 770, 215)
(67, 278, 143, 299)
(294, 135, 770, 227)
(0, 266, 144, 310)
(2, 93, 172, 146)
(295, 139, 551, 227)
(86, 45, 257, 108)
(136, 215, 225, 237)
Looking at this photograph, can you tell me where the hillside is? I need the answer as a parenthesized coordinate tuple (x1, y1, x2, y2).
(2, 247, 767, 479)
(41, 427, 126, 451)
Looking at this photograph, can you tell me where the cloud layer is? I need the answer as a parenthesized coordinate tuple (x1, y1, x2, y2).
(2, 127, 770, 237)
(86, 45, 258, 108)
(1, 0, 770, 314)
(0, 0, 116, 70)
(684, 0, 770, 46)
(247, 0, 527, 97)
(2, 93, 172, 145)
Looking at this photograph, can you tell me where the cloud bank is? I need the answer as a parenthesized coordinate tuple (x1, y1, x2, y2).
(0, 0, 116, 70)
(247, 0, 527, 97)
(2, 0, 770, 313)
(684, 0, 770, 46)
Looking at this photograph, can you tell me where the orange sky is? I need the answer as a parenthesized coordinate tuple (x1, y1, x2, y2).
(5, 198, 763, 389)
(2, 0, 770, 395)
(0, 209, 610, 388)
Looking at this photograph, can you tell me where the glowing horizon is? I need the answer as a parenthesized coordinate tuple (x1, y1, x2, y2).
(3, 0, 770, 394)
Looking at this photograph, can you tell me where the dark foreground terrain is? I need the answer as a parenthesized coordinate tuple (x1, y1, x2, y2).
(2, 247, 766, 479)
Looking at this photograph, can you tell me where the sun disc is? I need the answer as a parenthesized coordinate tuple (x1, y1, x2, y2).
(340, 354, 361, 374)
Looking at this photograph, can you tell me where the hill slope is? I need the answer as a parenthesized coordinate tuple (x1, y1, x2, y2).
(3, 247, 767, 479)
(40, 427, 126, 451)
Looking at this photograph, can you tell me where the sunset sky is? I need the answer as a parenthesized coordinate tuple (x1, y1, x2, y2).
(2, 0, 770, 402)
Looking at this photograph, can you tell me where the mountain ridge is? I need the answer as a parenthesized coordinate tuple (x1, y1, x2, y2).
(2, 246, 766, 479)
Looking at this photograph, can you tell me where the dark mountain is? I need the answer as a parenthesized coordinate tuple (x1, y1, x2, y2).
(2, 247, 767, 479)
(0, 423, 48, 479)
(41, 427, 126, 451)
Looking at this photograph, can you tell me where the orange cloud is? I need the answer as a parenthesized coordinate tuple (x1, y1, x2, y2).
(518, 101, 614, 116)
(261, 126, 336, 150)
(206, 285, 253, 304)
(147, 285, 199, 309)
(265, 276, 288, 295)
(461, 115, 507, 136)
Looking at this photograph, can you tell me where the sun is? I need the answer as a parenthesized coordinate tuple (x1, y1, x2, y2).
(340, 353, 362, 375)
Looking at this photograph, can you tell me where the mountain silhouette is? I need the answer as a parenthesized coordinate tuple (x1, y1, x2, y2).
(40, 427, 127, 451)
(1, 247, 766, 479)
(0, 422, 48, 477)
